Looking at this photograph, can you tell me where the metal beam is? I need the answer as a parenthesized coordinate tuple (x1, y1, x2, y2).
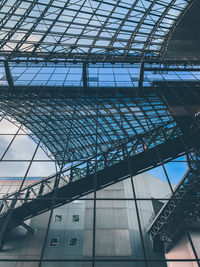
(4, 61, 14, 88)
(148, 151, 200, 252)
(148, 82, 200, 252)
(21, 222, 35, 234)
(0, 123, 200, 241)
(138, 61, 144, 97)
(82, 62, 88, 88)
(0, 58, 200, 65)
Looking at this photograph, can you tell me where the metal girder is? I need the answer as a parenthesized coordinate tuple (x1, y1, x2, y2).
(148, 151, 200, 252)
(3, 61, 13, 88)
(21, 222, 35, 234)
(0, 121, 200, 247)
(137, 61, 144, 97)
(1, 58, 200, 65)
(148, 81, 200, 253)
(0, 0, 193, 62)
(1, 59, 200, 95)
(82, 62, 88, 89)
(0, 86, 176, 165)
(154, 81, 200, 135)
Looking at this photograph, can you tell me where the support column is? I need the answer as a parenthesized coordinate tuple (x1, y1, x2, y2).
(82, 62, 88, 89)
(137, 61, 144, 97)
(4, 61, 14, 88)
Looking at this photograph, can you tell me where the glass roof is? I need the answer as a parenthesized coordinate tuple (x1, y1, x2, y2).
(0, 61, 199, 87)
(0, 88, 176, 164)
(0, 0, 189, 61)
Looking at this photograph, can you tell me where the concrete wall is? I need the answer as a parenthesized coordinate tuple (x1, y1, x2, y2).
(0, 174, 175, 266)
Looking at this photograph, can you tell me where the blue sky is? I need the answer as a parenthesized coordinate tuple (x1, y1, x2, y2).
(147, 155, 187, 186)
(0, 117, 188, 187)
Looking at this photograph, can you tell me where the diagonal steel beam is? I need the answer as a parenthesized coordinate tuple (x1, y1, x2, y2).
(4, 61, 14, 88)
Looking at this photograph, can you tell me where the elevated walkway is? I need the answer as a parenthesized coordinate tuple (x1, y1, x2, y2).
(0, 122, 200, 246)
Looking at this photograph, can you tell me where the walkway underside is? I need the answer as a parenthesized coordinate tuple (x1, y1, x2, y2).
(148, 81, 200, 252)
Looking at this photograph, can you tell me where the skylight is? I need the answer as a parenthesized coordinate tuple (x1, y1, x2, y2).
(0, 0, 190, 61)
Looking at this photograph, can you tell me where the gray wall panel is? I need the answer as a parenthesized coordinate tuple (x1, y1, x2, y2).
(96, 208, 128, 229)
(82, 230, 93, 257)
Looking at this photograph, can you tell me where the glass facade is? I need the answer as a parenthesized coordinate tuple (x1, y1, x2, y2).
(0, 0, 199, 266)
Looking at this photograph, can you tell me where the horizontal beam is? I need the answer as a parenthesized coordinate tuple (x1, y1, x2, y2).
(0, 59, 200, 65)
(1, 81, 200, 96)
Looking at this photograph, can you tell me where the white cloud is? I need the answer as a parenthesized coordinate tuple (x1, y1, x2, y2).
(0, 118, 56, 177)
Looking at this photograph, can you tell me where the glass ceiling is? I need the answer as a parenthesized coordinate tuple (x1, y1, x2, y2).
(0, 88, 176, 164)
(0, 61, 200, 87)
(0, 0, 190, 61)
(0, 0, 194, 165)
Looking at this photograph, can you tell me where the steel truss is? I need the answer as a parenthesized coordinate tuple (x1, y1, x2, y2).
(0, 81, 200, 247)
(148, 151, 200, 252)
(0, 120, 199, 247)
(0, 0, 199, 264)
(1, 59, 200, 95)
(148, 81, 200, 252)
(0, 86, 176, 165)
(0, 0, 193, 61)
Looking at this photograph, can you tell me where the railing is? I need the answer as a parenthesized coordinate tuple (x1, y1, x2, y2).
(0, 123, 180, 217)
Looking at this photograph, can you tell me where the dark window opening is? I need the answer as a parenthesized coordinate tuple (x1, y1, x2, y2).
(72, 214, 80, 222)
(68, 237, 78, 246)
(55, 215, 62, 222)
(50, 238, 59, 247)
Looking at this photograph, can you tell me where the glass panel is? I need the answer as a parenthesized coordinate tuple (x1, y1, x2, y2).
(42, 199, 94, 260)
(165, 232, 196, 262)
(0, 0, 189, 61)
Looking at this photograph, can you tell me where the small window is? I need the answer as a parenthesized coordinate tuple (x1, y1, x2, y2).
(50, 238, 59, 247)
(55, 215, 62, 222)
(68, 237, 78, 246)
(72, 215, 79, 222)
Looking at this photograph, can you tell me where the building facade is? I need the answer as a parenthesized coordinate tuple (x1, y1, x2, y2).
(0, 173, 171, 267)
